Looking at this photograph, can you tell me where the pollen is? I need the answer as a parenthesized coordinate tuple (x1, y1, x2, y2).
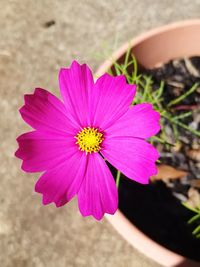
(75, 127, 103, 154)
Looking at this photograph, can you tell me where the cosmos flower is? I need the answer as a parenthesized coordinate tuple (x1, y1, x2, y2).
(15, 61, 160, 220)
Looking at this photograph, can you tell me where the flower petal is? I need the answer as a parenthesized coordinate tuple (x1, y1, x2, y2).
(101, 137, 159, 184)
(59, 61, 94, 127)
(20, 88, 78, 134)
(78, 153, 118, 220)
(15, 131, 77, 172)
(35, 150, 87, 207)
(105, 103, 160, 138)
(90, 74, 136, 130)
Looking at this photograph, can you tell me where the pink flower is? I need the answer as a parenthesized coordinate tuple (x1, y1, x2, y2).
(15, 61, 160, 220)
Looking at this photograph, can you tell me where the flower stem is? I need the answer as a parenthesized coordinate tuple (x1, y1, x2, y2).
(116, 170, 121, 188)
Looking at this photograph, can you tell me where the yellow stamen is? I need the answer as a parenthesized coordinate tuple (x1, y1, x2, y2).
(75, 127, 103, 154)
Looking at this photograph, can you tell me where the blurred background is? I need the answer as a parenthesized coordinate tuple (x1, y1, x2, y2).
(1, 1, 200, 266)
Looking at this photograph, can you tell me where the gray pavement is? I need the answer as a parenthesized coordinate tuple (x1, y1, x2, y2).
(1, 0, 200, 266)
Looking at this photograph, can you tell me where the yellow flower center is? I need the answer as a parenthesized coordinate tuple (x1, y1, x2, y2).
(75, 127, 103, 154)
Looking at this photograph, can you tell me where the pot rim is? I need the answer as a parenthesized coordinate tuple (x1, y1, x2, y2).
(95, 19, 200, 78)
(96, 19, 200, 267)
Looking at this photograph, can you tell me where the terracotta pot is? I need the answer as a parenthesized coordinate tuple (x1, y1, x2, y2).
(95, 20, 200, 267)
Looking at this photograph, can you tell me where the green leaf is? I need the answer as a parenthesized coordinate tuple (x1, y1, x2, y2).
(167, 83, 199, 107)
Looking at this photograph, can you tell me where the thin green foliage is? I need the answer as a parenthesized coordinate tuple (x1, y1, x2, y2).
(167, 83, 199, 107)
(110, 48, 200, 144)
(110, 49, 200, 238)
(182, 202, 200, 238)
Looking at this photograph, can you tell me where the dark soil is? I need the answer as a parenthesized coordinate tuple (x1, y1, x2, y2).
(117, 57, 200, 262)
(118, 177, 200, 262)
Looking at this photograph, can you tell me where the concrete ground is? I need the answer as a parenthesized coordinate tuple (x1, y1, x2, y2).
(1, 1, 200, 266)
